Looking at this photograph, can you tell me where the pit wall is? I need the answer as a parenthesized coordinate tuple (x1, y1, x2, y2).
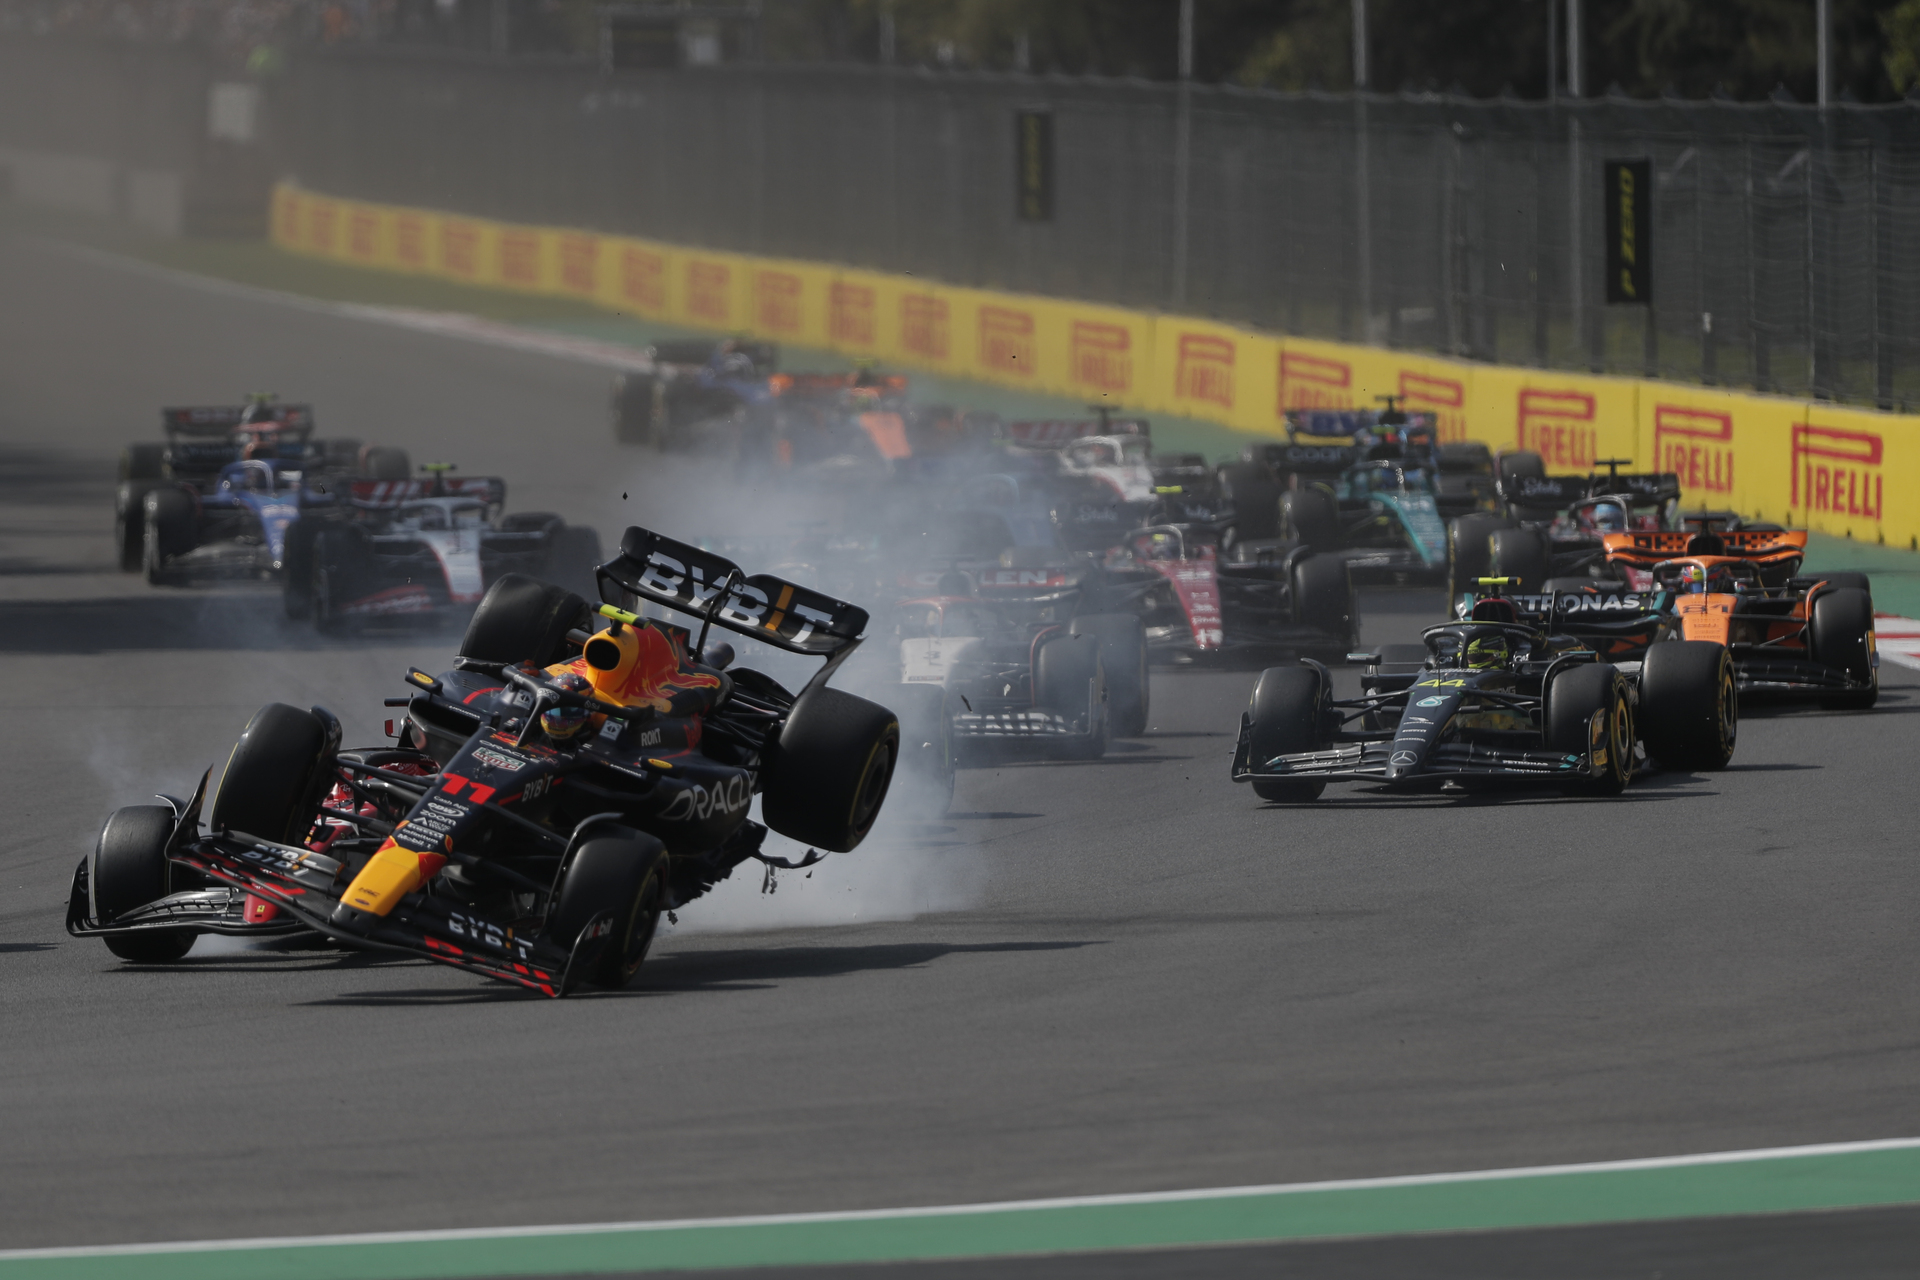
(271, 182, 1917, 552)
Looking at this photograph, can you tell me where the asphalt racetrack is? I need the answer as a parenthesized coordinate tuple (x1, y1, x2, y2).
(1, 231, 1917, 1266)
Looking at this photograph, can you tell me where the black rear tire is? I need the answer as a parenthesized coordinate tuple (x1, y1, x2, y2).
(1498, 450, 1547, 487)
(1489, 527, 1552, 593)
(1545, 663, 1633, 795)
(1639, 641, 1737, 770)
(1035, 633, 1107, 759)
(1281, 487, 1340, 551)
(360, 446, 412, 481)
(544, 524, 605, 603)
(1245, 666, 1326, 802)
(93, 805, 195, 963)
(762, 688, 899, 851)
(1071, 613, 1149, 737)
(459, 574, 593, 667)
(120, 444, 166, 481)
(142, 487, 194, 587)
(1292, 554, 1356, 650)
(1811, 571, 1871, 596)
(1220, 463, 1282, 541)
(1447, 513, 1517, 600)
(114, 482, 155, 572)
(549, 830, 667, 989)
(281, 518, 322, 620)
(211, 703, 334, 845)
(1811, 586, 1878, 709)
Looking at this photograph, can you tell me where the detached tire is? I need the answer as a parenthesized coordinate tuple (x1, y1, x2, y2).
(1220, 463, 1282, 541)
(1489, 527, 1552, 593)
(1071, 613, 1149, 737)
(1281, 488, 1340, 550)
(1811, 586, 1878, 709)
(549, 830, 667, 989)
(459, 574, 593, 667)
(92, 805, 195, 963)
(1447, 513, 1516, 600)
(1035, 633, 1107, 759)
(762, 688, 899, 851)
(1545, 663, 1634, 795)
(211, 703, 335, 845)
(1245, 666, 1325, 802)
(1639, 641, 1737, 770)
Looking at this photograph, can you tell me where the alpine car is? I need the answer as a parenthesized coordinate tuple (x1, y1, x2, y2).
(116, 397, 407, 586)
(68, 530, 901, 996)
(281, 464, 603, 632)
(1232, 589, 1736, 802)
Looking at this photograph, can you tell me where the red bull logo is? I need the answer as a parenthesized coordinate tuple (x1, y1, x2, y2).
(620, 247, 665, 311)
(1277, 351, 1351, 411)
(558, 234, 598, 295)
(1517, 388, 1597, 468)
(1070, 321, 1132, 393)
(755, 270, 802, 333)
(498, 229, 540, 287)
(831, 282, 876, 346)
(1791, 423, 1883, 521)
(395, 213, 428, 268)
(687, 261, 732, 323)
(1400, 371, 1466, 442)
(901, 294, 950, 359)
(1655, 405, 1734, 496)
(980, 306, 1036, 376)
(1176, 334, 1235, 407)
(440, 221, 479, 278)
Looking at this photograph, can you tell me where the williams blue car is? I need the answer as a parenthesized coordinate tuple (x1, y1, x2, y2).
(140, 457, 335, 586)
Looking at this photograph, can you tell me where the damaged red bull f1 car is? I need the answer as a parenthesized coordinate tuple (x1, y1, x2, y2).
(68, 528, 901, 996)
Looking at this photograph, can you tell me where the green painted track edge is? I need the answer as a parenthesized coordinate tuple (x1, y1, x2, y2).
(6, 1144, 1920, 1280)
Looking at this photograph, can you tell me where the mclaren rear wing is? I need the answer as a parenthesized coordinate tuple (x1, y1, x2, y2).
(597, 526, 868, 659)
(1601, 528, 1808, 569)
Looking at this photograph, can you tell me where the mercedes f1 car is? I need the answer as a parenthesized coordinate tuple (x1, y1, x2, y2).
(116, 398, 408, 587)
(280, 465, 602, 632)
(68, 530, 901, 996)
(1232, 583, 1738, 802)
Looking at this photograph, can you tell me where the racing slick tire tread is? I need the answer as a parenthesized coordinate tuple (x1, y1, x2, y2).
(92, 805, 195, 963)
(1638, 641, 1738, 771)
(1220, 463, 1283, 542)
(1291, 554, 1356, 652)
(544, 524, 605, 604)
(1246, 666, 1326, 802)
(310, 526, 370, 635)
(1811, 586, 1879, 709)
(763, 688, 899, 851)
(359, 446, 412, 481)
(1489, 527, 1552, 594)
(550, 830, 668, 989)
(1447, 513, 1517, 600)
(1071, 613, 1149, 737)
(210, 703, 334, 847)
(141, 487, 193, 587)
(1035, 634, 1108, 760)
(458, 574, 594, 669)
(1545, 663, 1634, 795)
(1280, 488, 1340, 552)
(1498, 450, 1547, 488)
(281, 518, 323, 621)
(119, 444, 165, 481)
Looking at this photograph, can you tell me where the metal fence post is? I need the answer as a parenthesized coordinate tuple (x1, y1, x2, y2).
(1171, 0, 1194, 308)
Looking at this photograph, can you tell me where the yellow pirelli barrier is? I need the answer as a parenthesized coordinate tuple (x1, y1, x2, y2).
(270, 182, 1920, 551)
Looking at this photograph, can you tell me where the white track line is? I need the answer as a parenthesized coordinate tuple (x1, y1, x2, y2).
(1877, 614, 1920, 671)
(4, 1136, 1918, 1260)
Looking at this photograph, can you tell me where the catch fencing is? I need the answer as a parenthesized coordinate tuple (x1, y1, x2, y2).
(271, 47, 1920, 410)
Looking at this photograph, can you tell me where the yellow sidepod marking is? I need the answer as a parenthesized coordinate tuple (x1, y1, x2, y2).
(341, 839, 446, 917)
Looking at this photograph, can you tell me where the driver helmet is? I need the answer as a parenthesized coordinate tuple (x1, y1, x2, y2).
(1142, 531, 1179, 560)
(239, 400, 277, 426)
(1592, 501, 1627, 533)
(1465, 631, 1512, 670)
(539, 672, 594, 740)
(1679, 563, 1707, 593)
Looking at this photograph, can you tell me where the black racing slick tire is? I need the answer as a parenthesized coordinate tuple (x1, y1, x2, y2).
(763, 688, 898, 851)
(1811, 586, 1879, 709)
(92, 805, 195, 963)
(1292, 553, 1356, 650)
(1811, 571, 1872, 597)
(1280, 487, 1340, 551)
(1035, 633, 1108, 759)
(549, 830, 668, 989)
(1638, 641, 1738, 771)
(544, 524, 605, 603)
(211, 703, 337, 846)
(1489, 527, 1552, 594)
(459, 574, 594, 668)
(281, 518, 321, 620)
(1071, 613, 1149, 737)
(119, 443, 165, 481)
(142, 487, 194, 586)
(1447, 513, 1517, 600)
(1219, 463, 1283, 542)
(1498, 450, 1547, 488)
(1245, 666, 1326, 802)
(1545, 663, 1634, 795)
(359, 446, 412, 481)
